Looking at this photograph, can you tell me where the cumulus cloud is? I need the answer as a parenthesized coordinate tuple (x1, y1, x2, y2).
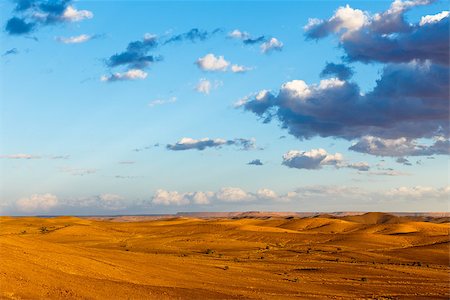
(256, 188, 277, 200)
(5, 0, 93, 36)
(349, 136, 450, 157)
(304, 1, 449, 65)
(149, 184, 450, 207)
(101, 69, 148, 82)
(216, 187, 255, 202)
(16, 193, 58, 212)
(166, 137, 256, 151)
(304, 5, 369, 39)
(56, 34, 94, 44)
(260, 38, 283, 53)
(238, 61, 449, 141)
(152, 189, 190, 206)
(247, 159, 263, 166)
(196, 53, 230, 72)
(283, 149, 341, 170)
(282, 148, 369, 171)
(152, 190, 213, 206)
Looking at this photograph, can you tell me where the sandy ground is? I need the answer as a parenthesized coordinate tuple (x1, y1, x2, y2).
(0, 212, 449, 299)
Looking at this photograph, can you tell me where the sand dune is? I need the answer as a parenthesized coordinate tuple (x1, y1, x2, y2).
(1, 213, 448, 299)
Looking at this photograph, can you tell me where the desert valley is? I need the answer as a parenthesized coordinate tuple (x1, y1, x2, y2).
(1, 212, 449, 299)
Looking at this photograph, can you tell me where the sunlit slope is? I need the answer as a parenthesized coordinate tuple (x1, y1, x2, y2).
(1, 214, 448, 299)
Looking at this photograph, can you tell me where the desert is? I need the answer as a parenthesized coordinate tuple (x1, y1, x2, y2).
(1, 212, 449, 299)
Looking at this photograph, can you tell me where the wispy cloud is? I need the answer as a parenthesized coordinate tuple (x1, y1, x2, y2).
(148, 96, 177, 107)
(56, 34, 96, 44)
(166, 137, 256, 151)
(101, 69, 148, 82)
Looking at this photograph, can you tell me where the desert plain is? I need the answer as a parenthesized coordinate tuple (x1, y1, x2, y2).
(0, 212, 449, 299)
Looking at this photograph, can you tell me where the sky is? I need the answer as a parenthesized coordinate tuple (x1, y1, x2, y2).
(0, 0, 449, 215)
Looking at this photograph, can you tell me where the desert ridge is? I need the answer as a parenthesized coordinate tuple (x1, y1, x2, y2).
(1, 212, 449, 299)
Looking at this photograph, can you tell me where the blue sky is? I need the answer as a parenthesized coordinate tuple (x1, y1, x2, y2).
(0, 0, 449, 215)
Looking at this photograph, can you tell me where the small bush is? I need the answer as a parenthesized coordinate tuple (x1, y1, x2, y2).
(223, 265, 229, 270)
(40, 227, 48, 234)
(205, 249, 215, 254)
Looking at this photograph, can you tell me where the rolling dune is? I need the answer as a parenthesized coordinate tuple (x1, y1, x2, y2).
(1, 213, 449, 299)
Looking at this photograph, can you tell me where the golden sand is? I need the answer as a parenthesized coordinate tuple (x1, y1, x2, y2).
(1, 213, 449, 299)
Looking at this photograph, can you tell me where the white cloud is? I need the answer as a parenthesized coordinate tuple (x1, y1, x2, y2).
(0, 154, 40, 159)
(196, 53, 230, 72)
(148, 97, 177, 107)
(56, 34, 92, 44)
(231, 64, 252, 73)
(62, 6, 94, 22)
(282, 149, 343, 170)
(195, 79, 222, 94)
(191, 191, 213, 205)
(59, 167, 97, 176)
(148, 184, 450, 207)
(101, 69, 148, 82)
(166, 137, 255, 151)
(420, 10, 449, 26)
(196, 78, 212, 94)
(17, 193, 58, 212)
(152, 189, 190, 206)
(215, 187, 255, 202)
(97, 193, 125, 210)
(385, 185, 450, 199)
(282, 148, 369, 171)
(256, 188, 278, 200)
(260, 38, 283, 53)
(228, 29, 250, 39)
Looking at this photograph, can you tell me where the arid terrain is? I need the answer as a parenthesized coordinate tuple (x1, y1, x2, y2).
(1, 212, 449, 299)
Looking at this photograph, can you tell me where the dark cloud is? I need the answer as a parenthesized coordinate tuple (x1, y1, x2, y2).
(396, 157, 412, 166)
(304, 1, 448, 66)
(341, 18, 449, 65)
(2, 48, 19, 56)
(5, 17, 35, 35)
(106, 35, 160, 69)
(166, 137, 256, 151)
(247, 159, 263, 166)
(163, 28, 221, 45)
(243, 36, 266, 45)
(103, 28, 218, 79)
(5, 0, 93, 36)
(239, 62, 449, 141)
(350, 136, 450, 157)
(320, 62, 354, 80)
